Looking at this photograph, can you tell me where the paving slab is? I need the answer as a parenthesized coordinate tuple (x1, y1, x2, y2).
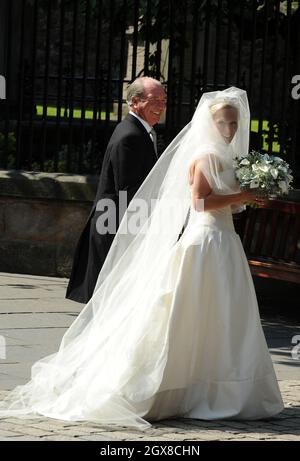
(0, 272, 299, 441)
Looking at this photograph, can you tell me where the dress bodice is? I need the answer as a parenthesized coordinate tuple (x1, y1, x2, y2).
(188, 167, 239, 233)
(189, 201, 235, 233)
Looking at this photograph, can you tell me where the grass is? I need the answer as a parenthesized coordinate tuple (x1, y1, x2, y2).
(250, 119, 280, 153)
(36, 105, 111, 120)
(35, 106, 281, 154)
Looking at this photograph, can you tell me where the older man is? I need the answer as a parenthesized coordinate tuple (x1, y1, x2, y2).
(66, 77, 167, 303)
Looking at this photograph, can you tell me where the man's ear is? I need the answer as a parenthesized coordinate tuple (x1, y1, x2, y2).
(131, 96, 139, 107)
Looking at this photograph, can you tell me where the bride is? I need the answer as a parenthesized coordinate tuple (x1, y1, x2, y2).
(0, 87, 283, 429)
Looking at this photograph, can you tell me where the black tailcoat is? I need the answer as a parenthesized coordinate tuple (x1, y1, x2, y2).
(66, 114, 157, 303)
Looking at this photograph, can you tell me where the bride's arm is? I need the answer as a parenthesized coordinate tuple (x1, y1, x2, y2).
(191, 162, 256, 212)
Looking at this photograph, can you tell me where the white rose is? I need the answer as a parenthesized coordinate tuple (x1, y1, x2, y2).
(280, 168, 287, 173)
(270, 168, 278, 179)
(250, 180, 259, 189)
(240, 158, 250, 165)
(258, 164, 270, 172)
(278, 181, 288, 193)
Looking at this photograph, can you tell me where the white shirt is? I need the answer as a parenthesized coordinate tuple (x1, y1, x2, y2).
(129, 111, 158, 157)
(129, 111, 152, 134)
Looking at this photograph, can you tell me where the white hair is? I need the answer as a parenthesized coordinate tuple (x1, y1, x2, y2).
(126, 77, 163, 106)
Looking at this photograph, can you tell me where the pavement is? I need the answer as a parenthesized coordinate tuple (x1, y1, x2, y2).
(0, 272, 299, 441)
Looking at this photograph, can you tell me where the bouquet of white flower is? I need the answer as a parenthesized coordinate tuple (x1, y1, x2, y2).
(233, 150, 293, 198)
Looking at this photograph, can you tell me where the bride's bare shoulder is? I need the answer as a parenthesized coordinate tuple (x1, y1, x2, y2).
(188, 154, 223, 185)
(189, 154, 222, 173)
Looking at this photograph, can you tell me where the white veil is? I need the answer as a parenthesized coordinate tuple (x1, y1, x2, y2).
(0, 87, 250, 429)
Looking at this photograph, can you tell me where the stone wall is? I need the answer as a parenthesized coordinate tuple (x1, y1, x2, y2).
(0, 170, 98, 277)
(0, 169, 299, 280)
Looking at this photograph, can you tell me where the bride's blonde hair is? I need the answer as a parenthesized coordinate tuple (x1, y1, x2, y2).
(209, 98, 239, 115)
(188, 101, 238, 185)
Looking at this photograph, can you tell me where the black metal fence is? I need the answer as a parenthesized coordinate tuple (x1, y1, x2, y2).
(0, 0, 299, 181)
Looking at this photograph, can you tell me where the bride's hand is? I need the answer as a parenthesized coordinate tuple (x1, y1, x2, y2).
(237, 190, 270, 207)
(238, 190, 258, 203)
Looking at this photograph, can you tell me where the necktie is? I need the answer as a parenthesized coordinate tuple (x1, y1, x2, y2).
(149, 128, 158, 158)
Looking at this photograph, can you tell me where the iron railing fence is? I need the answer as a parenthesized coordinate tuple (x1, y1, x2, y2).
(0, 0, 299, 182)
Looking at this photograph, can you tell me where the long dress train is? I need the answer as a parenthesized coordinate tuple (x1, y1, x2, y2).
(0, 174, 283, 428)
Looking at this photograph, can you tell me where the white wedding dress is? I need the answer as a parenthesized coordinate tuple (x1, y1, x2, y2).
(0, 167, 283, 428)
(139, 170, 284, 422)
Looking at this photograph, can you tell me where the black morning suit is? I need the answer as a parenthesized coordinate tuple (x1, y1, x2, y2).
(66, 113, 157, 303)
